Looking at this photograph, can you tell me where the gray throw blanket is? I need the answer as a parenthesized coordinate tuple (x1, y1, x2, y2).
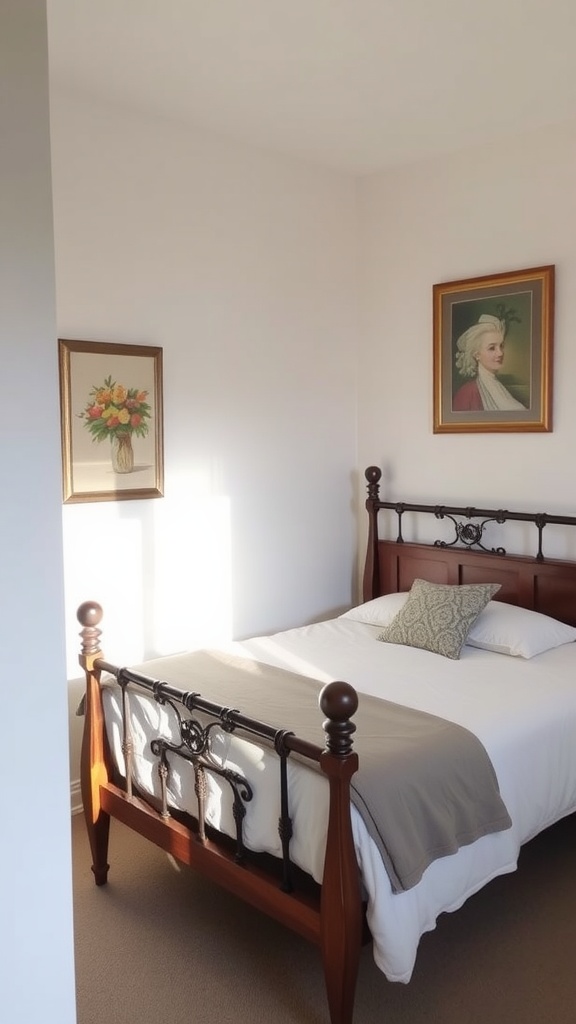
(124, 649, 512, 893)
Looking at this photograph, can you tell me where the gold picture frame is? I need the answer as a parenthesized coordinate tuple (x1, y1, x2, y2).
(59, 339, 164, 503)
(433, 265, 554, 433)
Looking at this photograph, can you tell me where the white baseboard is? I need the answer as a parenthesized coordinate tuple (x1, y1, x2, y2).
(71, 779, 83, 815)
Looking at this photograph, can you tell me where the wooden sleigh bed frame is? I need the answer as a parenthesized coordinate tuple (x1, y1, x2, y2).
(78, 466, 576, 1024)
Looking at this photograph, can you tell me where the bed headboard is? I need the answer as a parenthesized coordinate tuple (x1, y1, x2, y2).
(362, 466, 576, 627)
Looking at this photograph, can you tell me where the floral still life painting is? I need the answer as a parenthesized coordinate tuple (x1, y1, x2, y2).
(81, 377, 152, 474)
(59, 339, 164, 503)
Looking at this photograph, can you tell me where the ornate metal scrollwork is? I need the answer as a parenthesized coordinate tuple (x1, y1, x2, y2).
(433, 510, 507, 555)
(149, 696, 253, 863)
(113, 668, 302, 891)
(364, 464, 576, 563)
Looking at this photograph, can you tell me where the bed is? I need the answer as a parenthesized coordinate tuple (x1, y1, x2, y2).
(78, 466, 576, 1024)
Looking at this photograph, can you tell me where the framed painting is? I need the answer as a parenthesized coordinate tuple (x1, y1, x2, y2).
(59, 339, 164, 503)
(433, 265, 554, 433)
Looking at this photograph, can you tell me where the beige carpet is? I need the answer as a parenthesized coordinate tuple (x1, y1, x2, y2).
(72, 812, 576, 1024)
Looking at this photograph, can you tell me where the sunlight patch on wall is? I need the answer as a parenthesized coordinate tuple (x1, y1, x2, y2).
(62, 487, 233, 678)
(62, 502, 145, 677)
(148, 491, 232, 656)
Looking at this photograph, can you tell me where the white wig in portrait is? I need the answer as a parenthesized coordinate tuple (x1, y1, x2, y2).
(454, 314, 505, 379)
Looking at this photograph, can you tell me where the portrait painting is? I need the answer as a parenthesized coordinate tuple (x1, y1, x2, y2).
(433, 266, 554, 433)
(59, 339, 164, 503)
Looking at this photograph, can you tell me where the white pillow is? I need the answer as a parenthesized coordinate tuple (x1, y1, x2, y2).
(340, 592, 409, 626)
(466, 601, 576, 658)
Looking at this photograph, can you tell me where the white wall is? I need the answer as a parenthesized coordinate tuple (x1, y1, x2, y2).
(0, 3, 76, 1021)
(357, 121, 576, 558)
(49, 90, 359, 789)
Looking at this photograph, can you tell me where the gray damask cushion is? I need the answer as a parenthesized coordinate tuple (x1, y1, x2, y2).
(377, 578, 501, 660)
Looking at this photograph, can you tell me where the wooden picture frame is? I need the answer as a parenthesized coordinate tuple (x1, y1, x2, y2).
(59, 339, 164, 503)
(433, 265, 554, 433)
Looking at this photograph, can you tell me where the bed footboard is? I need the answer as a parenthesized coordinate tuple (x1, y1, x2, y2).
(77, 601, 363, 1024)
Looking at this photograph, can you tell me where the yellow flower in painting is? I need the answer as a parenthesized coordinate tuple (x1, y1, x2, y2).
(112, 384, 128, 405)
(118, 408, 130, 425)
(101, 406, 115, 419)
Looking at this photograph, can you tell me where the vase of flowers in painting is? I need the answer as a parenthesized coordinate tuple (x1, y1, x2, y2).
(81, 377, 151, 475)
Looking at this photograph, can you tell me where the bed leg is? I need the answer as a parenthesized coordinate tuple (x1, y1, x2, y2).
(321, 927, 361, 1024)
(81, 696, 111, 886)
(84, 808, 111, 887)
(320, 822, 362, 1024)
(80, 671, 111, 885)
(319, 682, 362, 1024)
(77, 601, 111, 886)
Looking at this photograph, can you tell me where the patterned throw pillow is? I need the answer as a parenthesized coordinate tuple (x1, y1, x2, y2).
(377, 578, 501, 660)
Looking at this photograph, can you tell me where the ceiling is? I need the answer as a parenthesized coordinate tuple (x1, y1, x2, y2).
(47, 0, 576, 175)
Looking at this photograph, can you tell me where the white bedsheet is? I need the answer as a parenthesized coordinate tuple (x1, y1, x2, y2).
(102, 616, 576, 984)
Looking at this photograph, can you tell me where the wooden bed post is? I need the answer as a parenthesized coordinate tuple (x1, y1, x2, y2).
(319, 681, 362, 1024)
(77, 600, 110, 885)
(363, 465, 382, 601)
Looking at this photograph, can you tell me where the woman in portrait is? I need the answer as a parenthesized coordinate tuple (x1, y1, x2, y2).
(452, 313, 525, 412)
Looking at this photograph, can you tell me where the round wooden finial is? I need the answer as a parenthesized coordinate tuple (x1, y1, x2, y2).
(77, 601, 103, 659)
(319, 680, 358, 721)
(77, 601, 103, 628)
(365, 465, 382, 503)
(319, 681, 358, 756)
(364, 465, 382, 485)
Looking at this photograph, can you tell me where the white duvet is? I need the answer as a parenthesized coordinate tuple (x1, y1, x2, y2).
(102, 615, 576, 984)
